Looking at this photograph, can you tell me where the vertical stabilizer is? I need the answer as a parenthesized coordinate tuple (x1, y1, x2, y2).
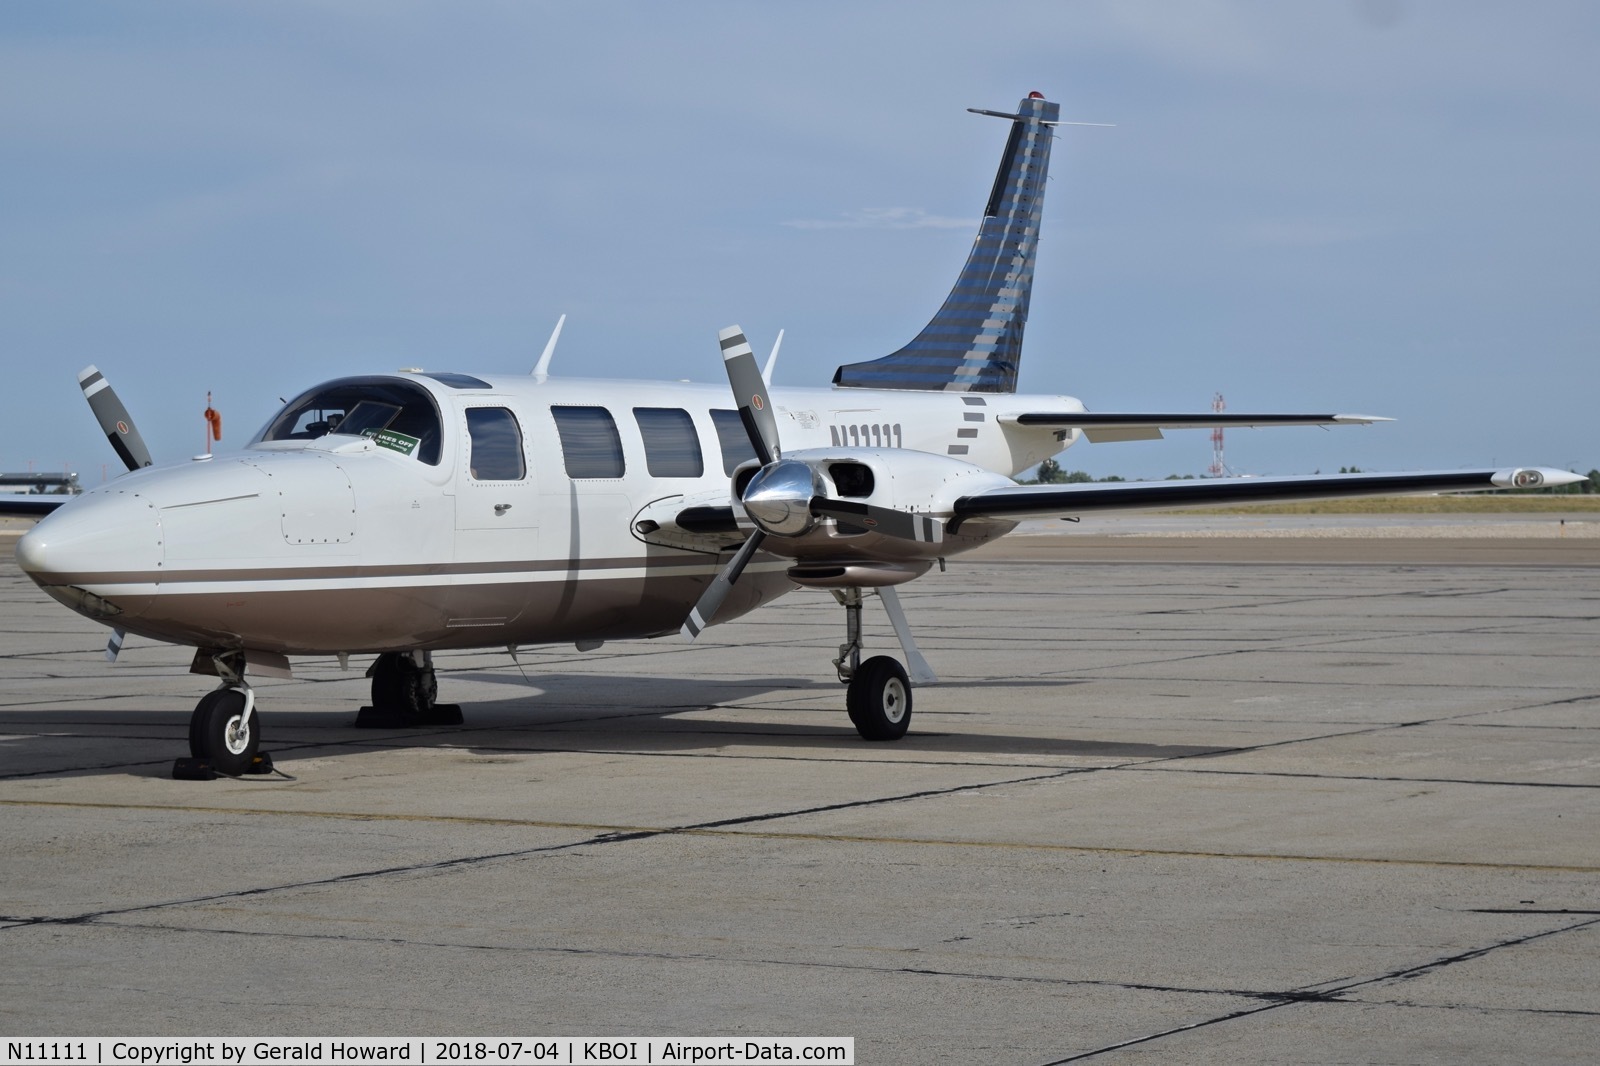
(834, 93, 1059, 393)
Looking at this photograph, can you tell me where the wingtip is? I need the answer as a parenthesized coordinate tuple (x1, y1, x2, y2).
(1491, 467, 1587, 489)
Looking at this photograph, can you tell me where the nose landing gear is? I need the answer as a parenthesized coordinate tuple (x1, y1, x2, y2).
(188, 686, 260, 774)
(174, 650, 272, 779)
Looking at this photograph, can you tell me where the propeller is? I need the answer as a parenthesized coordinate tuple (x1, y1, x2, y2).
(721, 326, 780, 466)
(682, 326, 950, 641)
(809, 498, 945, 545)
(77, 364, 153, 663)
(679, 327, 785, 641)
(681, 529, 767, 641)
(78, 365, 154, 472)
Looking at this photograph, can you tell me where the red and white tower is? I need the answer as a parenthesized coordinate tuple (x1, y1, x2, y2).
(1208, 392, 1226, 477)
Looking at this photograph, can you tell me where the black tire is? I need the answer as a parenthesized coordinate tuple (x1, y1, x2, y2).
(372, 652, 429, 721)
(847, 655, 912, 741)
(188, 688, 258, 775)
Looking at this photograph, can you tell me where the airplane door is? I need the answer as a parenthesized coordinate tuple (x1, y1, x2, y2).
(455, 403, 540, 565)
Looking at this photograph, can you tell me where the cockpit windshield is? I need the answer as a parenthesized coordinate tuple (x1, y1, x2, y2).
(252, 377, 443, 465)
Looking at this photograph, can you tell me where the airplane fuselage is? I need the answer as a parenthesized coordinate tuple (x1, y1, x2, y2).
(17, 372, 1080, 659)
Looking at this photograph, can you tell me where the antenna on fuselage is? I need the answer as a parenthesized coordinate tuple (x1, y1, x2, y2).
(762, 329, 784, 387)
(532, 314, 566, 382)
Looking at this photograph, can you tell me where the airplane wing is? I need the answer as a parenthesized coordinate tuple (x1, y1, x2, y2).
(1002, 412, 1390, 443)
(0, 496, 70, 518)
(951, 468, 1573, 524)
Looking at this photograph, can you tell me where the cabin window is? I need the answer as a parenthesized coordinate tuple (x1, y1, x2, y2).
(552, 406, 625, 479)
(634, 407, 704, 478)
(710, 409, 759, 476)
(253, 377, 443, 465)
(465, 407, 526, 481)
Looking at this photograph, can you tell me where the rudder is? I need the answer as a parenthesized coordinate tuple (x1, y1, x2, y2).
(834, 92, 1059, 393)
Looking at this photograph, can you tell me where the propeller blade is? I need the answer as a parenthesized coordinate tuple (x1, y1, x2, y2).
(811, 498, 945, 545)
(681, 530, 766, 642)
(105, 627, 126, 663)
(78, 365, 153, 471)
(719, 326, 780, 467)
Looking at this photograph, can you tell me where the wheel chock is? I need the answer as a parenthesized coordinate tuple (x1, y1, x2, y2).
(245, 752, 275, 775)
(354, 705, 401, 728)
(172, 757, 216, 781)
(354, 704, 465, 728)
(427, 703, 465, 725)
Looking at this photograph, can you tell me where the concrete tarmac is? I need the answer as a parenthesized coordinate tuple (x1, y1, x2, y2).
(1, 524, 1597, 1063)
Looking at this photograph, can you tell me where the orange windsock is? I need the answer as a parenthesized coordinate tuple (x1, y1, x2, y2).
(204, 393, 222, 443)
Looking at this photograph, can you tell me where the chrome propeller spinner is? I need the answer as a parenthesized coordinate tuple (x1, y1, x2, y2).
(741, 459, 822, 538)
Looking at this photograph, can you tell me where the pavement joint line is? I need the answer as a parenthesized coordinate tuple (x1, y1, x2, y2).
(1344, 998, 1600, 1018)
(0, 767, 1094, 929)
(2, 799, 1595, 874)
(69, 916, 1286, 1003)
(1062, 664, 1588, 693)
(1036, 915, 1600, 1064)
(1124, 766, 1600, 790)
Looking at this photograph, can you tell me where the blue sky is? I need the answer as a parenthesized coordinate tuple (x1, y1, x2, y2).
(2, 1, 1595, 482)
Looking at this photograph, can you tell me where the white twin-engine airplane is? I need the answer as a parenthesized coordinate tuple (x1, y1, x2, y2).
(7, 91, 1580, 776)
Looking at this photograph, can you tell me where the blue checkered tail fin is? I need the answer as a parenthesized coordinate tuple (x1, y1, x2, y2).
(833, 93, 1059, 394)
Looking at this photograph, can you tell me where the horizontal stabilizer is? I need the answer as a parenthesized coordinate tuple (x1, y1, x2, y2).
(952, 468, 1583, 524)
(1004, 412, 1391, 444)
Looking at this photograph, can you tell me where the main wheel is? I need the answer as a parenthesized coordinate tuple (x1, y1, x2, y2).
(372, 652, 429, 721)
(847, 655, 912, 741)
(188, 688, 258, 775)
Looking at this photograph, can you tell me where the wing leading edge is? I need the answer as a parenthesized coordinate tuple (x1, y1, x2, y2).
(0, 496, 70, 518)
(951, 468, 1582, 525)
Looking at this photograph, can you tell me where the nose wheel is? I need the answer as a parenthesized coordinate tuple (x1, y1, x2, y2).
(188, 686, 260, 775)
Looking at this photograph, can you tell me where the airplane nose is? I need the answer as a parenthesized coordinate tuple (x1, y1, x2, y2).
(16, 490, 163, 584)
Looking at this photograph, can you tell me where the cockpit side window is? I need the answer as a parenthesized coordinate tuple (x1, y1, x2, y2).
(466, 407, 527, 481)
(254, 378, 443, 465)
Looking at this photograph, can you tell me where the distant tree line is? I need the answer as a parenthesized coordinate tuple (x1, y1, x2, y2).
(1020, 458, 1600, 494)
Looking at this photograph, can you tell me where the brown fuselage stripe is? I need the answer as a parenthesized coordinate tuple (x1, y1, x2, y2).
(29, 552, 742, 588)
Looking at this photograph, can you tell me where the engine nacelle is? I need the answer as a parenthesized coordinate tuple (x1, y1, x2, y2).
(790, 446, 1015, 516)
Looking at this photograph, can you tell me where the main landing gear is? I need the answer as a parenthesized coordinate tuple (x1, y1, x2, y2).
(175, 650, 271, 779)
(356, 651, 464, 727)
(831, 587, 936, 741)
